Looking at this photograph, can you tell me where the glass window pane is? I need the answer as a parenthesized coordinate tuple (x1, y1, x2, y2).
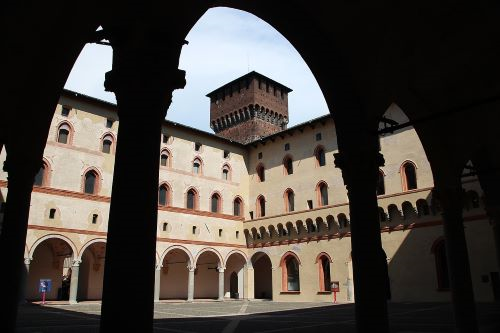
(187, 191, 194, 209)
(288, 191, 294, 212)
(287, 258, 300, 291)
(102, 140, 111, 154)
(159, 187, 167, 206)
(34, 165, 45, 186)
(318, 150, 326, 166)
(161, 155, 168, 166)
(233, 200, 240, 216)
(58, 129, 69, 144)
(211, 195, 219, 213)
(321, 185, 328, 206)
(84, 172, 96, 194)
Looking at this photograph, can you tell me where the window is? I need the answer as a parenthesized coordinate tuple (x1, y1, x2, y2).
(315, 146, 326, 167)
(49, 208, 56, 219)
(211, 193, 221, 213)
(222, 164, 231, 180)
(258, 152, 263, 159)
(223, 150, 230, 159)
(284, 156, 293, 175)
(433, 239, 450, 290)
(92, 214, 98, 224)
(417, 199, 430, 216)
(192, 226, 197, 234)
(316, 133, 322, 141)
(160, 153, 169, 167)
(106, 119, 113, 128)
(186, 189, 198, 210)
(194, 142, 202, 151)
(307, 200, 313, 209)
(256, 164, 265, 182)
(102, 134, 114, 154)
(219, 229, 223, 237)
(249, 211, 254, 219)
(158, 185, 170, 206)
(257, 195, 266, 217)
(377, 170, 385, 195)
(318, 254, 332, 292)
(402, 161, 417, 191)
(61, 106, 70, 117)
(236, 231, 239, 239)
(34, 163, 47, 187)
(317, 182, 329, 207)
(162, 134, 170, 144)
(163, 222, 168, 231)
(282, 254, 300, 292)
(193, 159, 201, 174)
(57, 123, 71, 144)
(233, 197, 242, 217)
(285, 189, 295, 212)
(84, 170, 98, 195)
(284, 143, 290, 151)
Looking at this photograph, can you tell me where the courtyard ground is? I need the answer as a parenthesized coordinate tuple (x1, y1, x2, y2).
(16, 300, 500, 332)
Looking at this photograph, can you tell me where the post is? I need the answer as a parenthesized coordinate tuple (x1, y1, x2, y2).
(154, 265, 161, 302)
(0, 156, 41, 331)
(334, 132, 389, 332)
(244, 264, 254, 300)
(98, 23, 186, 333)
(218, 267, 225, 301)
(19, 258, 32, 303)
(187, 266, 195, 302)
(69, 259, 81, 304)
(436, 183, 478, 333)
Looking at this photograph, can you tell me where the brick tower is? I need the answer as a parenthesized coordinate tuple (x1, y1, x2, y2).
(207, 71, 292, 144)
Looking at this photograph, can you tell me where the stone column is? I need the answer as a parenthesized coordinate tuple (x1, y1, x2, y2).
(244, 264, 254, 300)
(154, 265, 162, 303)
(218, 267, 225, 301)
(98, 24, 186, 333)
(334, 140, 389, 332)
(19, 258, 32, 303)
(69, 259, 81, 304)
(187, 266, 195, 302)
(0, 156, 41, 331)
(436, 183, 478, 333)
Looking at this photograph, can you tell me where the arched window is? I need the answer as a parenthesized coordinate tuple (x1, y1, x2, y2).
(211, 193, 221, 213)
(222, 164, 231, 181)
(158, 184, 170, 206)
(257, 195, 266, 218)
(192, 158, 202, 175)
(284, 189, 295, 212)
(402, 161, 418, 191)
(57, 123, 72, 144)
(416, 199, 430, 216)
(83, 170, 99, 195)
(34, 162, 49, 187)
(315, 146, 326, 167)
(186, 188, 198, 210)
(281, 253, 300, 292)
(317, 181, 329, 207)
(256, 163, 265, 182)
(432, 239, 450, 290)
(283, 156, 293, 175)
(160, 150, 171, 167)
(233, 197, 243, 216)
(101, 134, 114, 154)
(317, 253, 332, 292)
(377, 170, 385, 195)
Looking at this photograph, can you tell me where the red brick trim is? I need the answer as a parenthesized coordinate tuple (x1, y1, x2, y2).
(26, 225, 246, 248)
(158, 204, 243, 221)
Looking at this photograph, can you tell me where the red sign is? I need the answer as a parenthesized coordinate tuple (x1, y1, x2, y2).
(331, 281, 340, 292)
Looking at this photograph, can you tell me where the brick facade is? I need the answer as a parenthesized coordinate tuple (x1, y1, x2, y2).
(207, 71, 292, 144)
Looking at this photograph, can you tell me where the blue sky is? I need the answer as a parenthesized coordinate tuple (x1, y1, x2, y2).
(64, 7, 329, 132)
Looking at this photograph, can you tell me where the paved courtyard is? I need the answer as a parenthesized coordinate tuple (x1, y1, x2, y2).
(16, 300, 500, 332)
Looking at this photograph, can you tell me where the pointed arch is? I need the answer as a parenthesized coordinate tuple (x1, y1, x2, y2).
(81, 167, 102, 195)
(56, 120, 74, 144)
(158, 182, 172, 207)
(209, 190, 223, 213)
(100, 132, 116, 154)
(160, 148, 172, 168)
(256, 195, 266, 218)
(400, 160, 418, 191)
(316, 180, 329, 207)
(222, 163, 232, 181)
(283, 188, 295, 212)
(185, 187, 199, 210)
(314, 145, 326, 167)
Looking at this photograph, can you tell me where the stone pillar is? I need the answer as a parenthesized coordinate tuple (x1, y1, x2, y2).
(244, 264, 254, 300)
(0, 156, 41, 332)
(475, 166, 500, 272)
(154, 265, 161, 302)
(436, 183, 478, 333)
(98, 24, 186, 333)
(334, 141, 389, 332)
(69, 259, 81, 304)
(218, 267, 225, 301)
(187, 266, 195, 302)
(19, 258, 32, 303)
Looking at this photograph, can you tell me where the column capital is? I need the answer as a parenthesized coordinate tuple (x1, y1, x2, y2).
(188, 265, 196, 272)
(156, 264, 163, 270)
(24, 258, 32, 265)
(217, 266, 225, 273)
(72, 259, 82, 267)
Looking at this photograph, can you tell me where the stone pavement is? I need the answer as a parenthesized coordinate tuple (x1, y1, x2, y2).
(16, 300, 500, 332)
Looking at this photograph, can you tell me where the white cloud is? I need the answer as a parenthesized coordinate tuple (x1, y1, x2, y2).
(64, 7, 329, 133)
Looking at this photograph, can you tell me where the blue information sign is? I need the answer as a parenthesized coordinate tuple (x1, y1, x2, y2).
(38, 279, 52, 293)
